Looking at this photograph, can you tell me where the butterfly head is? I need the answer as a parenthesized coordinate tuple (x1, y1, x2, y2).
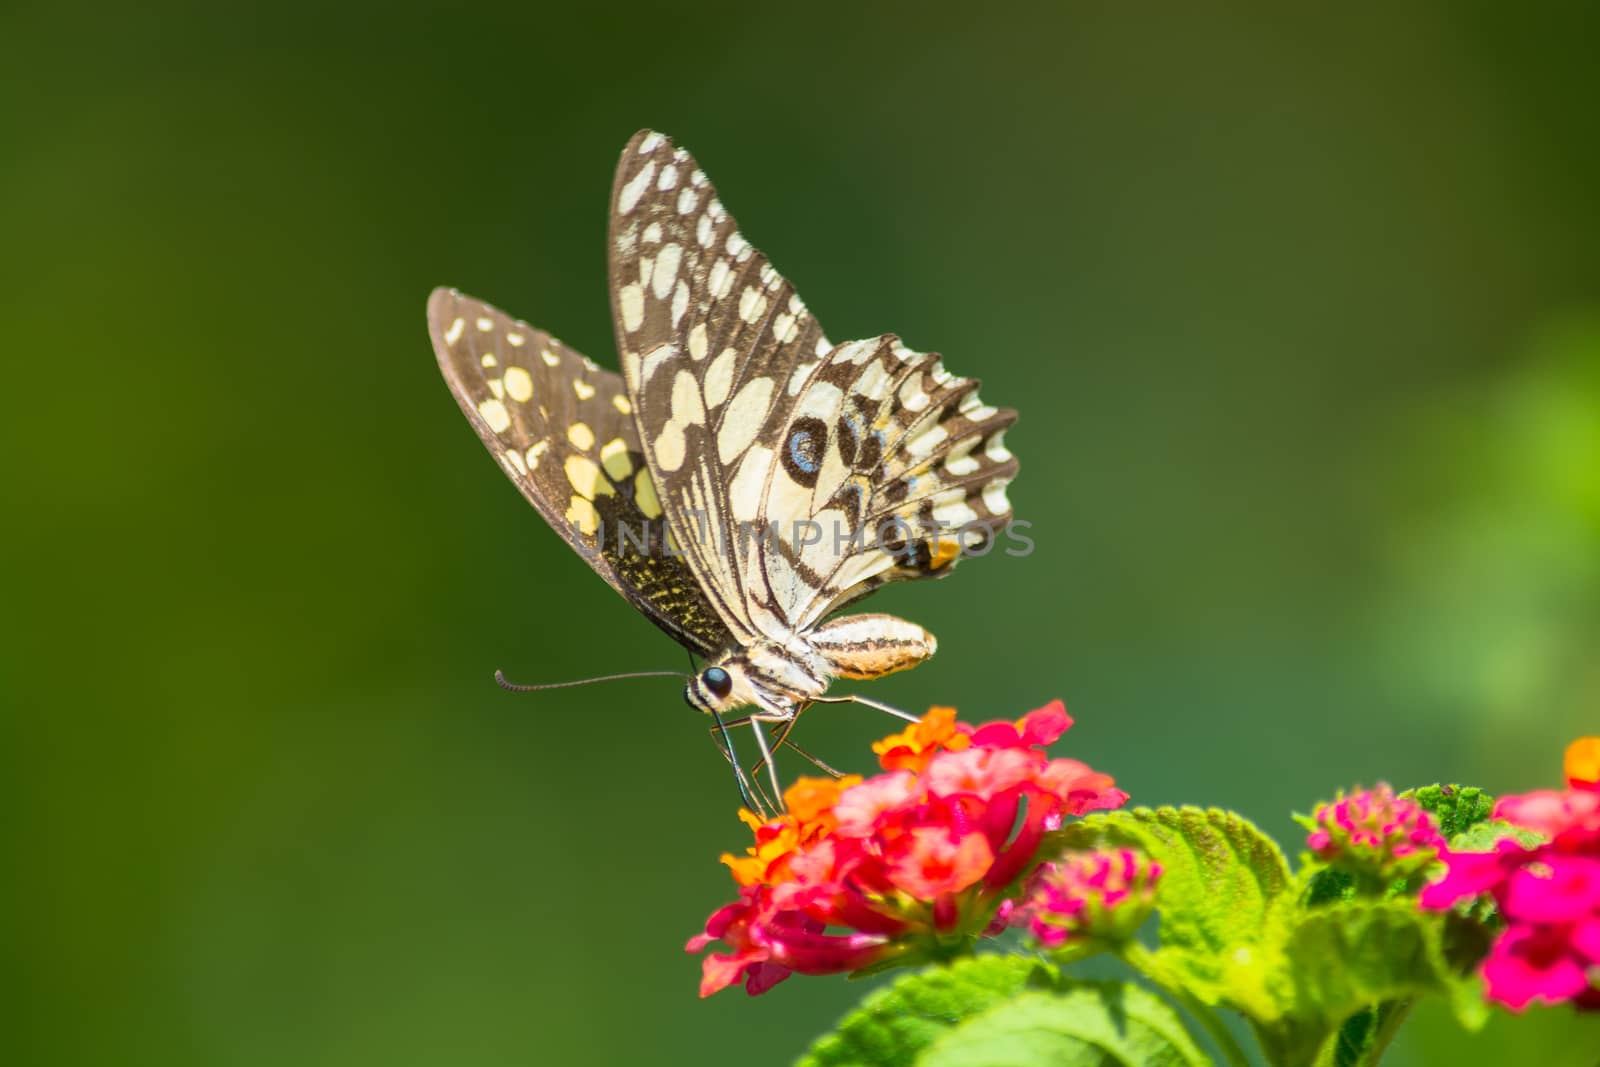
(683, 642, 832, 719)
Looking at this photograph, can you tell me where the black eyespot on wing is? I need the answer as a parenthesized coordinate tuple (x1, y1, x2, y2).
(781, 416, 827, 488)
(703, 666, 732, 698)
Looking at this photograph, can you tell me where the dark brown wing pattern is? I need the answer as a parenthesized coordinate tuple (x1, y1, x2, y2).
(427, 287, 733, 657)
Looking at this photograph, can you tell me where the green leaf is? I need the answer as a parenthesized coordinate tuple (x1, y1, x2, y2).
(796, 956, 1054, 1067)
(1052, 806, 1291, 1005)
(915, 981, 1211, 1067)
(1302, 865, 1357, 907)
(1402, 784, 1494, 839)
(1251, 900, 1488, 1067)
(1448, 818, 1542, 853)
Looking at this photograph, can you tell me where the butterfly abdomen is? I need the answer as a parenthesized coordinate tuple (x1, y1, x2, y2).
(809, 614, 936, 681)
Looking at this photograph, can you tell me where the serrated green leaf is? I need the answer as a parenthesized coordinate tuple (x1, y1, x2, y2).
(1051, 806, 1291, 1003)
(1447, 818, 1543, 853)
(1251, 900, 1487, 1067)
(915, 981, 1210, 1067)
(796, 956, 1055, 1067)
(1402, 784, 1494, 839)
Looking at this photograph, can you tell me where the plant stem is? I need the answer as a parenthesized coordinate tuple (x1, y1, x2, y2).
(1120, 942, 1253, 1067)
(1354, 999, 1414, 1067)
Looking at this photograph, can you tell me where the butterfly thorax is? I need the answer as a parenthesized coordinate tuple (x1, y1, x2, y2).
(684, 613, 937, 721)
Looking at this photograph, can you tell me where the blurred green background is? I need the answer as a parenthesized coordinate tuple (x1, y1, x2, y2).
(6, 2, 1598, 1063)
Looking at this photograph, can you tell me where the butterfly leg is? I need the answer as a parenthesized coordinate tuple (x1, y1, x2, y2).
(809, 693, 921, 724)
(709, 707, 845, 783)
(748, 715, 789, 816)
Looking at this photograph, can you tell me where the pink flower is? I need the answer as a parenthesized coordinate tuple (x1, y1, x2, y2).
(687, 702, 1127, 996)
(1011, 848, 1162, 949)
(1421, 739, 1600, 1012)
(1305, 783, 1446, 880)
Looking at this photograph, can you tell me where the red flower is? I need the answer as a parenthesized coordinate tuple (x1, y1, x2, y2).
(1421, 738, 1600, 1012)
(686, 702, 1127, 996)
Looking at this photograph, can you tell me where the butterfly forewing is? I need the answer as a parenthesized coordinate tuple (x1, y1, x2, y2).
(427, 287, 733, 656)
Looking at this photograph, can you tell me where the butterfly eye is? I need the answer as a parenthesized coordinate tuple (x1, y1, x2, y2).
(702, 666, 732, 699)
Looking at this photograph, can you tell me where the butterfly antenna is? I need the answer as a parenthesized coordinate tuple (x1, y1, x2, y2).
(493, 669, 691, 692)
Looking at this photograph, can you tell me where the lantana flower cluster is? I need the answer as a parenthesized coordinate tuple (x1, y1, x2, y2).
(1006, 847, 1162, 950)
(1421, 737, 1600, 1011)
(1304, 782, 1446, 881)
(686, 703, 1128, 996)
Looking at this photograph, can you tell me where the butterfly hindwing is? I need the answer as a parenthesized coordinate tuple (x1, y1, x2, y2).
(427, 287, 733, 656)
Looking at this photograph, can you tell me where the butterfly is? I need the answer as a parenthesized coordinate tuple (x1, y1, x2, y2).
(428, 130, 1017, 801)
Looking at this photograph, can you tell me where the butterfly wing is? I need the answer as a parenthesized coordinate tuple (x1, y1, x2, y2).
(767, 335, 1018, 632)
(428, 287, 733, 657)
(608, 131, 1017, 644)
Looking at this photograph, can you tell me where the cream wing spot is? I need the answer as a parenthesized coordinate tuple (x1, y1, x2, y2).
(444, 317, 464, 344)
(933, 500, 980, 528)
(565, 496, 600, 536)
(907, 424, 950, 460)
(476, 316, 493, 332)
(652, 243, 681, 300)
(619, 283, 645, 332)
(704, 348, 737, 408)
(773, 313, 798, 344)
(718, 377, 775, 462)
(480, 353, 497, 368)
(487, 378, 505, 400)
(639, 343, 676, 386)
(568, 421, 596, 451)
(657, 164, 678, 190)
(526, 441, 550, 470)
(573, 379, 596, 400)
(898, 376, 931, 411)
(688, 322, 709, 361)
(983, 481, 1011, 514)
(670, 369, 706, 425)
(541, 348, 560, 367)
(503, 448, 527, 476)
(618, 161, 656, 213)
(506, 332, 525, 347)
(503, 366, 533, 402)
(709, 259, 732, 299)
(676, 186, 697, 215)
(738, 287, 768, 324)
(600, 437, 633, 480)
(564, 454, 612, 497)
(478, 398, 511, 433)
(671, 279, 689, 327)
(655, 422, 687, 472)
(634, 469, 662, 518)
(638, 131, 664, 154)
(945, 454, 980, 477)
(612, 394, 632, 415)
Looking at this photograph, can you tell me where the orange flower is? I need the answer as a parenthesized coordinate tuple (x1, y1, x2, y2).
(721, 775, 861, 887)
(872, 705, 969, 771)
(1566, 737, 1600, 791)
